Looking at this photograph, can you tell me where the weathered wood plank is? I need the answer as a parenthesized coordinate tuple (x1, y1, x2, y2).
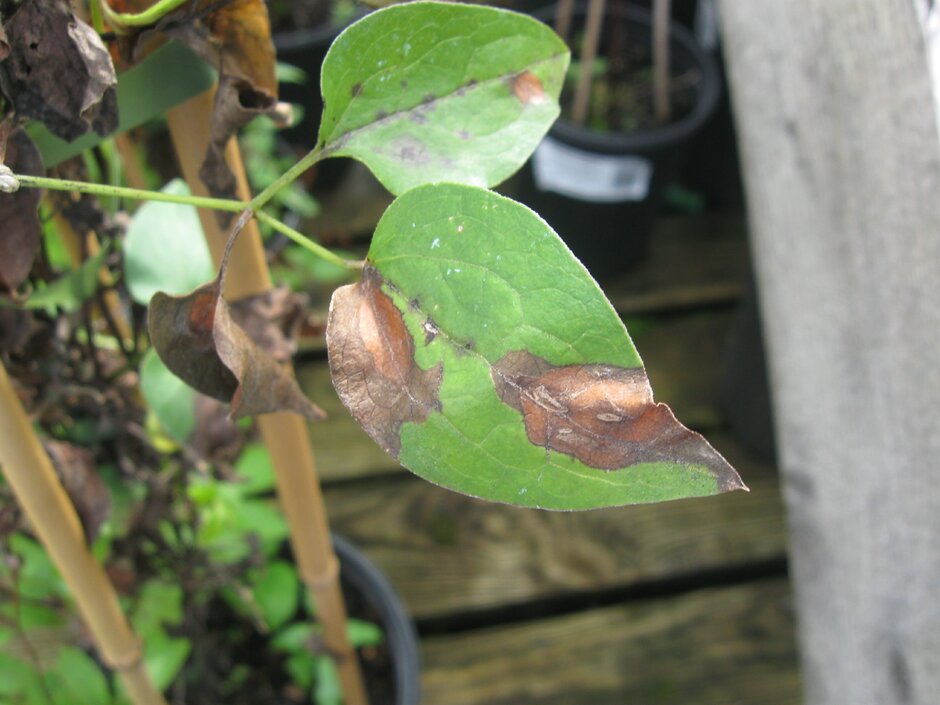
(420, 579, 801, 705)
(325, 434, 785, 619)
(720, 2, 940, 703)
(301, 311, 734, 482)
(605, 212, 749, 315)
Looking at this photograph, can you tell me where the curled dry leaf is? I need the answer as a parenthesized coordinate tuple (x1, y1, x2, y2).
(148, 214, 324, 422)
(0, 129, 44, 294)
(228, 285, 307, 363)
(0, 0, 117, 141)
(159, 0, 279, 208)
(44, 440, 111, 543)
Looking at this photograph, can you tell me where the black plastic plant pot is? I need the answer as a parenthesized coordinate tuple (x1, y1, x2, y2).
(333, 534, 422, 705)
(511, 2, 721, 279)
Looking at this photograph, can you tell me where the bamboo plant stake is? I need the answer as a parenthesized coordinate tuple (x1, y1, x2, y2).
(165, 88, 369, 705)
(652, 0, 672, 124)
(0, 364, 167, 705)
(572, 0, 606, 125)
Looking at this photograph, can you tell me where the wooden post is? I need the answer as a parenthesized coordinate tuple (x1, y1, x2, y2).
(718, 2, 940, 704)
(166, 89, 369, 705)
(0, 364, 167, 705)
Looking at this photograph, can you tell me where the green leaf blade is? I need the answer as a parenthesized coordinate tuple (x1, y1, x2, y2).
(327, 184, 745, 509)
(319, 1, 568, 193)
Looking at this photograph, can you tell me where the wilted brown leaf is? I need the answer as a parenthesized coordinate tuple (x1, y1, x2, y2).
(0, 0, 118, 141)
(45, 440, 111, 543)
(229, 285, 307, 362)
(190, 393, 241, 461)
(148, 212, 324, 422)
(0, 129, 44, 294)
(0, 23, 10, 62)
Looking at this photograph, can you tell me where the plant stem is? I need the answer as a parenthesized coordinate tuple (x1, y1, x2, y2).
(255, 211, 357, 270)
(98, 0, 189, 30)
(15, 174, 247, 213)
(250, 145, 327, 212)
(16, 174, 353, 270)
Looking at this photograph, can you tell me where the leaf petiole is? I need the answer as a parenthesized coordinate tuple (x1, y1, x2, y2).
(97, 0, 191, 31)
(249, 144, 329, 212)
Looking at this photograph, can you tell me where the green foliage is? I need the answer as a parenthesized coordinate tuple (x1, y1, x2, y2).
(319, 1, 569, 193)
(123, 179, 214, 305)
(139, 349, 196, 443)
(21, 243, 110, 312)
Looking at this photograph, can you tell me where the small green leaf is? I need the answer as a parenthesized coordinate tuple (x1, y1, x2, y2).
(0, 653, 46, 701)
(319, 1, 568, 193)
(250, 561, 299, 631)
(233, 443, 276, 496)
(327, 184, 746, 509)
(123, 179, 214, 305)
(22, 243, 110, 312)
(141, 634, 190, 692)
(139, 348, 196, 442)
(347, 618, 383, 648)
(271, 622, 313, 654)
(48, 646, 112, 705)
(285, 651, 316, 691)
(313, 656, 342, 705)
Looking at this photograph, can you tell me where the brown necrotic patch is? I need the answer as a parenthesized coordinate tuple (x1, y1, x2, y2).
(492, 350, 745, 491)
(327, 267, 443, 458)
(510, 71, 547, 105)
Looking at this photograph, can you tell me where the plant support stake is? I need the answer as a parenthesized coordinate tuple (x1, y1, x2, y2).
(166, 88, 369, 705)
(572, 0, 607, 125)
(0, 363, 168, 705)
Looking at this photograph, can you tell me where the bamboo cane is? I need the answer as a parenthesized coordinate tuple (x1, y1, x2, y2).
(572, 0, 606, 125)
(166, 89, 369, 705)
(0, 364, 167, 705)
(652, 0, 672, 124)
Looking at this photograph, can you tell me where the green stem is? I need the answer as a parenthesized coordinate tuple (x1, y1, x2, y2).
(14, 173, 361, 271)
(15, 174, 247, 213)
(255, 211, 360, 270)
(98, 0, 190, 29)
(250, 145, 328, 212)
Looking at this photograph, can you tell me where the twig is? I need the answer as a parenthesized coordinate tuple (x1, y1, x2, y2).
(653, 0, 672, 124)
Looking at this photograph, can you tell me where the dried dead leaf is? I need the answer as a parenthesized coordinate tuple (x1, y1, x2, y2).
(45, 440, 110, 543)
(229, 285, 307, 362)
(148, 212, 324, 422)
(0, 129, 44, 294)
(0, 0, 118, 141)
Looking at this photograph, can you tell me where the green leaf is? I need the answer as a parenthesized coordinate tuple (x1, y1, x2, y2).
(123, 179, 214, 305)
(313, 656, 342, 705)
(130, 581, 190, 692)
(48, 646, 111, 705)
(347, 618, 383, 648)
(232, 443, 276, 496)
(250, 561, 299, 631)
(139, 348, 196, 442)
(270, 622, 313, 654)
(319, 1, 568, 193)
(141, 634, 190, 693)
(0, 653, 46, 702)
(22, 243, 110, 312)
(327, 184, 746, 509)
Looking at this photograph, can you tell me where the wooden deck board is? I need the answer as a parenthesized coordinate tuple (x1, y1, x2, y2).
(325, 434, 785, 620)
(420, 579, 801, 705)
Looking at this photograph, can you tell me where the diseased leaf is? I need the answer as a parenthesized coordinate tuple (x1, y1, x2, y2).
(0, 129, 44, 294)
(148, 215, 324, 422)
(0, 0, 117, 141)
(327, 184, 746, 509)
(318, 1, 569, 193)
(229, 285, 307, 362)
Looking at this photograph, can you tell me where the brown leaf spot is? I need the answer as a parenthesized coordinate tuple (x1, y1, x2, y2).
(511, 71, 547, 106)
(327, 267, 442, 458)
(351, 82, 363, 97)
(492, 350, 745, 491)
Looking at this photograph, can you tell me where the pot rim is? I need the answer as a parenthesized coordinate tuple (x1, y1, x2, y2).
(537, 1, 722, 153)
(332, 533, 421, 705)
